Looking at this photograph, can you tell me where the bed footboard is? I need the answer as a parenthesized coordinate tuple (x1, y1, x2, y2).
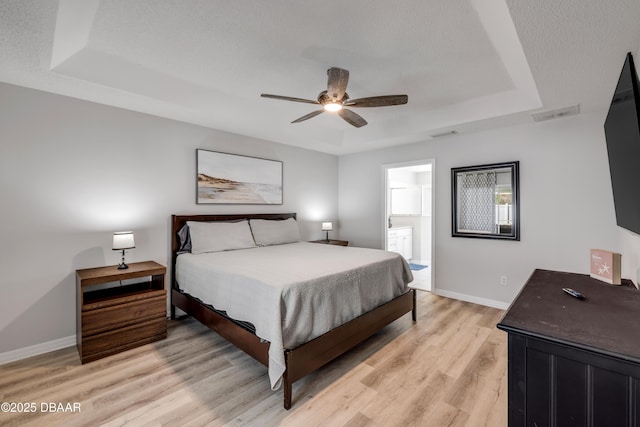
(172, 287, 415, 409)
(282, 289, 415, 409)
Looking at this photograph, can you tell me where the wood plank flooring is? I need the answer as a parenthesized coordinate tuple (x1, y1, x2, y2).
(0, 292, 507, 426)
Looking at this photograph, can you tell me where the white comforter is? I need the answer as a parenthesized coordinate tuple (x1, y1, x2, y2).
(175, 241, 413, 389)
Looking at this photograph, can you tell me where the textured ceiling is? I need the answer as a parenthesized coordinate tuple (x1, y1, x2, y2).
(1, 0, 640, 155)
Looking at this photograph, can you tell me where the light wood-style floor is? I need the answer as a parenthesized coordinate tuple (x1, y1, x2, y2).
(0, 292, 507, 427)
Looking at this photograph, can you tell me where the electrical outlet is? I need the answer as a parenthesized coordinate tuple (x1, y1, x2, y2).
(500, 276, 508, 286)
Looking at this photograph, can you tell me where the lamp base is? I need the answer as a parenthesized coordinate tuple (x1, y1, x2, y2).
(117, 249, 129, 269)
(325, 231, 330, 242)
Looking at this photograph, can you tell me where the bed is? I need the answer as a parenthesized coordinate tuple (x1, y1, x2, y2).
(170, 213, 416, 409)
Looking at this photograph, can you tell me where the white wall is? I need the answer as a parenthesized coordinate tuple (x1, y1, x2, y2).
(0, 82, 338, 355)
(339, 112, 640, 307)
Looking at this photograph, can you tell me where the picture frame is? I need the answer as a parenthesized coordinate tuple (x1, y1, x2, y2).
(196, 149, 283, 205)
(451, 161, 520, 240)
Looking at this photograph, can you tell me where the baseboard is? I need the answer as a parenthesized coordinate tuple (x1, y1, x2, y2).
(0, 335, 76, 365)
(434, 289, 510, 310)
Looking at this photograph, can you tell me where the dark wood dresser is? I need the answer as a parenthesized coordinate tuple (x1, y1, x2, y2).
(497, 269, 640, 426)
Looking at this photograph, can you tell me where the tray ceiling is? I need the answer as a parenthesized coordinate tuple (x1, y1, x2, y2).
(1, 0, 640, 154)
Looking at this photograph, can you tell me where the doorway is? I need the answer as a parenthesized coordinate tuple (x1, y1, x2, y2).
(383, 160, 434, 292)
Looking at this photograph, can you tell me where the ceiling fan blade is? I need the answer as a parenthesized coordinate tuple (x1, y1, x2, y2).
(345, 95, 408, 107)
(261, 94, 320, 105)
(326, 67, 349, 101)
(291, 110, 324, 123)
(338, 109, 367, 128)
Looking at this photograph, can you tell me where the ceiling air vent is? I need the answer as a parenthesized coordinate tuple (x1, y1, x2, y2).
(429, 130, 458, 138)
(531, 104, 580, 122)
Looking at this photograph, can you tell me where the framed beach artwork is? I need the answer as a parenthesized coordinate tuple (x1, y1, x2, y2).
(196, 149, 283, 204)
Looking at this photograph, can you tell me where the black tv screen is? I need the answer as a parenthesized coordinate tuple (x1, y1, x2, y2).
(604, 52, 640, 235)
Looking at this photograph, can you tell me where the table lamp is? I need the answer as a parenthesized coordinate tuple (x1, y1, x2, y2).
(321, 222, 333, 242)
(112, 231, 135, 269)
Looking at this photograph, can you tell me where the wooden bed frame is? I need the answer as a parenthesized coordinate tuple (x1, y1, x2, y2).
(170, 213, 416, 409)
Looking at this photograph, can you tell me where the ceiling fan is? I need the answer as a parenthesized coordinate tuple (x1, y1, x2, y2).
(261, 67, 408, 128)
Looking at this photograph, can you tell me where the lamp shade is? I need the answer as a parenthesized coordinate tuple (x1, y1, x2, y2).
(112, 231, 135, 250)
(321, 222, 333, 231)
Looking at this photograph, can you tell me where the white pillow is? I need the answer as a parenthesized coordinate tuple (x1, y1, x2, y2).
(187, 220, 256, 254)
(249, 218, 301, 246)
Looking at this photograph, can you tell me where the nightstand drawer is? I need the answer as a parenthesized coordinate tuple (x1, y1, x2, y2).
(81, 318, 167, 361)
(82, 294, 166, 336)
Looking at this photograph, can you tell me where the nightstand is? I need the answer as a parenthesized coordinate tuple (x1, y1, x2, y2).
(76, 261, 167, 363)
(310, 239, 349, 246)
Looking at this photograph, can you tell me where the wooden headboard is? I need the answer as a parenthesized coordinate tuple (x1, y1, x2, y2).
(170, 213, 297, 289)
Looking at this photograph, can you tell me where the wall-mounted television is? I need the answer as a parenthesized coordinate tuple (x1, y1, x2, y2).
(604, 52, 640, 235)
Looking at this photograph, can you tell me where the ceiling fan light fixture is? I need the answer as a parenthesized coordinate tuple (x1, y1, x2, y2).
(323, 102, 342, 112)
(261, 67, 407, 127)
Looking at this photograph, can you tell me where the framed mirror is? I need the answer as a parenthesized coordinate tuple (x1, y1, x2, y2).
(451, 161, 519, 240)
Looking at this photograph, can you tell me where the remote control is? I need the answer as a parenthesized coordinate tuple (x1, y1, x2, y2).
(562, 287, 585, 299)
